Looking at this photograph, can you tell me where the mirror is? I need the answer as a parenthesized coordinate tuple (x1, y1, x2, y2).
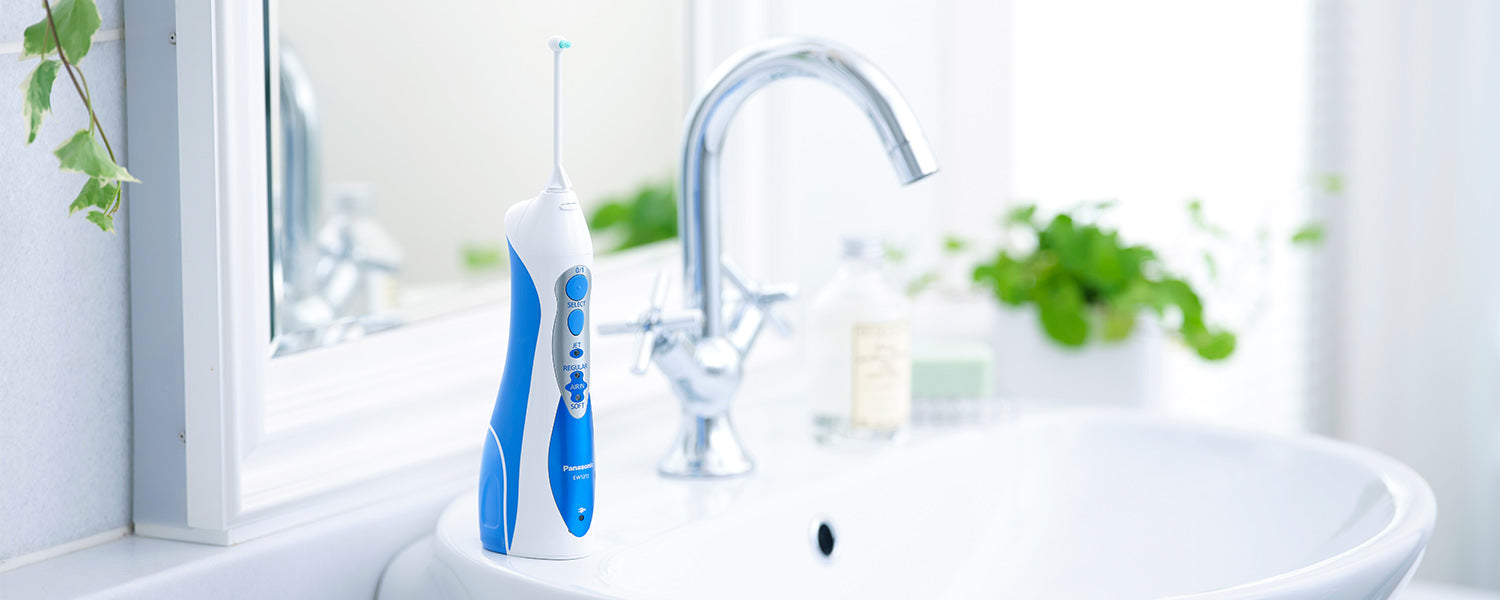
(267, 2, 686, 355)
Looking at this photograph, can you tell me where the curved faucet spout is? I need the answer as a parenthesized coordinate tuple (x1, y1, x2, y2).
(679, 37, 940, 339)
(602, 37, 939, 478)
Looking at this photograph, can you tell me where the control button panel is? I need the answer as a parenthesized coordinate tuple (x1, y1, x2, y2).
(552, 265, 590, 419)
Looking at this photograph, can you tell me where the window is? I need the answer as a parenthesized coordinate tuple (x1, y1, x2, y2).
(1012, 0, 1317, 432)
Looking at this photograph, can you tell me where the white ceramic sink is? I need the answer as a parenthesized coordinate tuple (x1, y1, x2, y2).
(379, 403, 1434, 600)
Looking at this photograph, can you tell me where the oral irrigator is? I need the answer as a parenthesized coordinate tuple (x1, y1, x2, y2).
(480, 35, 594, 559)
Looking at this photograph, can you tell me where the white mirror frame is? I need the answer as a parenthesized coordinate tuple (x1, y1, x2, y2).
(126, 0, 676, 544)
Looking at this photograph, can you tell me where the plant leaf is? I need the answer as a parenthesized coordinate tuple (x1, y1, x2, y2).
(84, 209, 113, 232)
(1188, 327, 1236, 360)
(54, 129, 137, 181)
(1291, 223, 1325, 246)
(1187, 198, 1229, 239)
(1155, 278, 1203, 322)
(1004, 204, 1037, 229)
(586, 180, 677, 252)
(21, 0, 102, 63)
(22, 60, 61, 144)
(1317, 173, 1344, 195)
(68, 177, 117, 215)
(1036, 275, 1088, 346)
(460, 242, 505, 272)
(883, 244, 907, 264)
(1101, 304, 1136, 341)
(587, 201, 629, 230)
(904, 270, 940, 298)
(974, 252, 1031, 305)
(941, 234, 969, 254)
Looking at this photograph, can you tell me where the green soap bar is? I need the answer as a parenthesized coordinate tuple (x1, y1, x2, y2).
(911, 341, 994, 399)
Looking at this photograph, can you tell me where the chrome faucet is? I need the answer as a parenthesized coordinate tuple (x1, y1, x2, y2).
(604, 38, 939, 478)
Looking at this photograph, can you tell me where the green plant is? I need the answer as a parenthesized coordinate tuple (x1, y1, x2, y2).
(18, 0, 135, 232)
(587, 180, 676, 252)
(971, 203, 1237, 360)
(460, 242, 506, 274)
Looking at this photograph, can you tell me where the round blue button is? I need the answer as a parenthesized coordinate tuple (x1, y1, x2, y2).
(567, 309, 585, 336)
(565, 274, 588, 301)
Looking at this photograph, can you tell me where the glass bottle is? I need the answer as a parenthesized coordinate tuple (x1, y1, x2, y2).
(808, 237, 912, 442)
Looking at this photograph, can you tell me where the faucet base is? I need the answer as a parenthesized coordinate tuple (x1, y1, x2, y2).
(658, 413, 754, 478)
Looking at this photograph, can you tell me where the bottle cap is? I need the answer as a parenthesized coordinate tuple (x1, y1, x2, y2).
(841, 237, 885, 261)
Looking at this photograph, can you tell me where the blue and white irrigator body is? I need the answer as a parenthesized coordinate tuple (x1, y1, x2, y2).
(480, 35, 595, 559)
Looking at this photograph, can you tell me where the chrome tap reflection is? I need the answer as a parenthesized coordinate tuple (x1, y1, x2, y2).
(271, 44, 403, 355)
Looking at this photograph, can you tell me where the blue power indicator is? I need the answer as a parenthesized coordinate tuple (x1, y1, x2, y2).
(565, 274, 589, 301)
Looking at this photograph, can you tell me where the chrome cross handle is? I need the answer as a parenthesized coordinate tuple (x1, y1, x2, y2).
(600, 264, 794, 479)
(722, 260, 796, 351)
(599, 271, 702, 375)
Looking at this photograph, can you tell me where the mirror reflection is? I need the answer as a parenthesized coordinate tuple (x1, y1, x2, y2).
(267, 2, 685, 354)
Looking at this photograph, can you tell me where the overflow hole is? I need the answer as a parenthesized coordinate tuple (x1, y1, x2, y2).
(810, 517, 838, 561)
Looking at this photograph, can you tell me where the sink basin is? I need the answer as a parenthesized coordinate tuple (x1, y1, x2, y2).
(379, 406, 1434, 600)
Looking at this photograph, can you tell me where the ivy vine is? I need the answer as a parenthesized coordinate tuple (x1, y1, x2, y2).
(19, 0, 135, 233)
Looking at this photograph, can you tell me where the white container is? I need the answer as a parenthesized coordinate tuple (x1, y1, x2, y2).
(990, 305, 1162, 408)
(807, 238, 912, 441)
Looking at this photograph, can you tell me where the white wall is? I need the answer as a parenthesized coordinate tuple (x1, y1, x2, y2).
(1332, 0, 1500, 588)
(0, 0, 132, 565)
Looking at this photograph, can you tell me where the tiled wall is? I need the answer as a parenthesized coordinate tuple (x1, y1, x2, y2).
(0, 0, 132, 562)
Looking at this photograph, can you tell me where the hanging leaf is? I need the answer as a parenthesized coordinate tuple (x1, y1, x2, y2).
(54, 129, 137, 182)
(21, 0, 102, 63)
(84, 209, 113, 232)
(68, 178, 117, 215)
(22, 60, 61, 144)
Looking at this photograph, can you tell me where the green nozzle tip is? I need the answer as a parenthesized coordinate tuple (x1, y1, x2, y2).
(559, 40, 571, 49)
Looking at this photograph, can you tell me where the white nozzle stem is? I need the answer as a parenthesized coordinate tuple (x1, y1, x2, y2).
(547, 36, 571, 191)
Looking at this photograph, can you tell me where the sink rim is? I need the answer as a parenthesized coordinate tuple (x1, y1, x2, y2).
(1084, 413, 1438, 599)
(414, 410, 1436, 599)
